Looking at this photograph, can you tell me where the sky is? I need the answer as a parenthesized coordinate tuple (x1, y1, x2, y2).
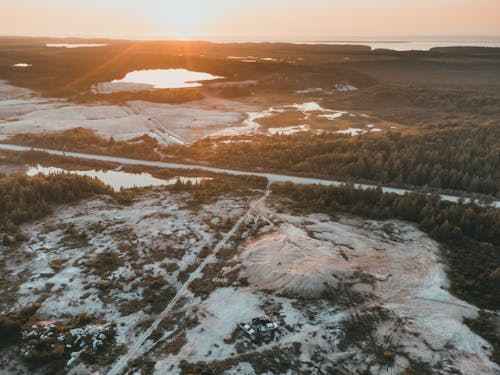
(1, 0, 499, 41)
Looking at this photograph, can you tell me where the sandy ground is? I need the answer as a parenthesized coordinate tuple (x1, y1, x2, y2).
(0, 78, 498, 373)
(212, 101, 393, 137)
(0, 162, 26, 176)
(157, 199, 498, 374)
(233, 205, 499, 374)
(0, 185, 498, 374)
(0, 190, 250, 374)
(0, 80, 393, 145)
(0, 80, 255, 144)
(0, 80, 33, 101)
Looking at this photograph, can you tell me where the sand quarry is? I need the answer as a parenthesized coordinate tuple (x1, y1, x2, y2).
(0, 79, 392, 145)
(0, 80, 254, 144)
(0, 182, 497, 374)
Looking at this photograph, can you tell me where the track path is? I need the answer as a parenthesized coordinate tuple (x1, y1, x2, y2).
(106, 183, 271, 375)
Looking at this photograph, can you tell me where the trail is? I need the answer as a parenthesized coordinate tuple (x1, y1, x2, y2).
(106, 183, 271, 375)
(0, 143, 497, 208)
(126, 101, 186, 145)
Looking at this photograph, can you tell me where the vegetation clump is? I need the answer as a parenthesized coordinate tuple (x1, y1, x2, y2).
(84, 251, 124, 278)
(464, 310, 500, 365)
(0, 303, 40, 346)
(10, 128, 161, 161)
(172, 125, 500, 196)
(0, 173, 113, 238)
(0, 306, 117, 370)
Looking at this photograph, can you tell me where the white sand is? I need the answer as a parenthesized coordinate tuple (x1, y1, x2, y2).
(0, 81, 252, 144)
(0, 80, 33, 101)
(336, 127, 367, 136)
(236, 210, 499, 374)
(267, 124, 310, 135)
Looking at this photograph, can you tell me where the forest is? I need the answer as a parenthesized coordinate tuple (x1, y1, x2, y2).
(0, 174, 113, 242)
(178, 123, 500, 197)
(9, 128, 162, 161)
(9, 122, 500, 198)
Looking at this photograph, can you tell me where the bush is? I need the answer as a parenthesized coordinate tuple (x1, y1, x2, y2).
(0, 303, 40, 345)
(0, 174, 113, 236)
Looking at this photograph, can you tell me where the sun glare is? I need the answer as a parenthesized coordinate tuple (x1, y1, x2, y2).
(168, 31, 200, 41)
(162, 2, 205, 32)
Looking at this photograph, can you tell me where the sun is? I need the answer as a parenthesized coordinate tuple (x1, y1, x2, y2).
(154, 0, 217, 40)
(163, 2, 205, 31)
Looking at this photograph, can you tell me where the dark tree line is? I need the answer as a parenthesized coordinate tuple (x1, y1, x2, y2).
(10, 128, 161, 161)
(272, 182, 500, 309)
(0, 174, 112, 240)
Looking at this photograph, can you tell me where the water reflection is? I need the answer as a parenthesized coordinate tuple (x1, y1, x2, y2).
(46, 43, 108, 48)
(111, 69, 224, 89)
(27, 165, 210, 191)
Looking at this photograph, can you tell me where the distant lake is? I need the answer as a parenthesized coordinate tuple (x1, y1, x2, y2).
(293, 40, 500, 51)
(111, 69, 224, 89)
(213, 35, 500, 51)
(46, 43, 109, 48)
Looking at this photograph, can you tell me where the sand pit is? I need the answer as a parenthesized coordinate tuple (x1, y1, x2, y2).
(0, 81, 253, 144)
(0, 100, 246, 144)
(236, 212, 499, 374)
(238, 216, 453, 303)
(0, 80, 33, 101)
(238, 223, 346, 297)
(238, 217, 424, 298)
(0, 81, 385, 142)
(212, 101, 384, 137)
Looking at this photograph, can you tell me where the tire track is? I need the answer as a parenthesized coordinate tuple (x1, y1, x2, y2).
(106, 183, 270, 375)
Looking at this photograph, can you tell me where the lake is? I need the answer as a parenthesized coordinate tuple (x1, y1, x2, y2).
(26, 165, 210, 191)
(46, 43, 109, 48)
(111, 69, 224, 89)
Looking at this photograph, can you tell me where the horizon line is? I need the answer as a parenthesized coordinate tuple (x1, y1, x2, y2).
(2, 33, 500, 43)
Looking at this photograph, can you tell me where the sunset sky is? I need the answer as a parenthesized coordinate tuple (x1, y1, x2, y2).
(1, 0, 499, 40)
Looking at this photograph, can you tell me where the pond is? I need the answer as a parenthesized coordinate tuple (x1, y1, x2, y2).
(26, 165, 210, 191)
(111, 69, 224, 89)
